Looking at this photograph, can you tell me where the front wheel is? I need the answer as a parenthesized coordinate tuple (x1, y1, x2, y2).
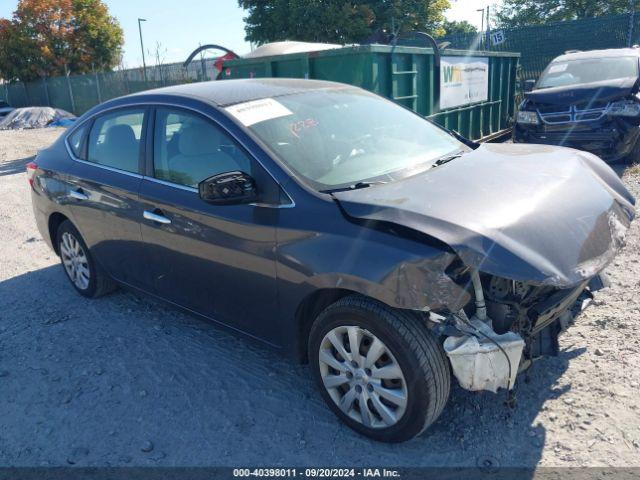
(309, 295, 450, 442)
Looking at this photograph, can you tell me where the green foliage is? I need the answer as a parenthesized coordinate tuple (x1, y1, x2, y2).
(238, 0, 451, 44)
(0, 0, 123, 82)
(440, 19, 477, 36)
(496, 0, 633, 28)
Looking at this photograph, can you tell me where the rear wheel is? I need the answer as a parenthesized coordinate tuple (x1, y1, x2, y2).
(56, 220, 116, 298)
(309, 295, 450, 442)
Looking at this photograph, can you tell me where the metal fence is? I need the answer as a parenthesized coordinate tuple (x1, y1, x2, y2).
(0, 57, 221, 115)
(2, 13, 640, 116)
(441, 13, 639, 83)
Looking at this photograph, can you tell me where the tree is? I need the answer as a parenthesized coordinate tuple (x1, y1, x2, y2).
(496, 0, 632, 28)
(0, 0, 123, 81)
(440, 19, 477, 36)
(238, 0, 451, 45)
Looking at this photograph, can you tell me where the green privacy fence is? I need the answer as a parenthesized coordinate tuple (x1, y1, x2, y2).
(441, 13, 639, 83)
(0, 58, 221, 116)
(2, 13, 638, 118)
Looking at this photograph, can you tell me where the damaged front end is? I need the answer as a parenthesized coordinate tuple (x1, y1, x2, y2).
(430, 269, 607, 394)
(332, 142, 635, 394)
(513, 77, 640, 163)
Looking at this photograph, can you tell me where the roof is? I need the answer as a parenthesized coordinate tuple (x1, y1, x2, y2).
(553, 48, 640, 62)
(128, 78, 351, 107)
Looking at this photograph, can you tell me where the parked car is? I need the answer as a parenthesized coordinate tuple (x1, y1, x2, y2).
(0, 100, 14, 119)
(28, 79, 635, 442)
(514, 48, 640, 163)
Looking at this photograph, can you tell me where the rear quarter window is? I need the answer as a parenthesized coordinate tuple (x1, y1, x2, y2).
(67, 124, 89, 159)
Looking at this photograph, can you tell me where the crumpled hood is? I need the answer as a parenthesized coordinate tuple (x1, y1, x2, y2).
(525, 77, 637, 105)
(333, 143, 636, 288)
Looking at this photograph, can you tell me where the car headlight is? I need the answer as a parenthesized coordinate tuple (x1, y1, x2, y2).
(516, 110, 540, 125)
(608, 100, 640, 117)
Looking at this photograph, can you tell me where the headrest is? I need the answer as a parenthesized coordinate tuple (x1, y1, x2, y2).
(104, 124, 136, 146)
(178, 124, 221, 156)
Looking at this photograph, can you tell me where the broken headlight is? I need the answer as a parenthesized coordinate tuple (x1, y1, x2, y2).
(516, 110, 540, 125)
(608, 99, 640, 117)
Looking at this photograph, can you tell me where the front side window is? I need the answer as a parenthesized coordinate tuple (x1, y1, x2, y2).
(153, 108, 252, 188)
(226, 88, 463, 191)
(537, 56, 639, 89)
(87, 109, 145, 173)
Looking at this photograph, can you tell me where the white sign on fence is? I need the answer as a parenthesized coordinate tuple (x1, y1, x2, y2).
(439, 56, 489, 109)
(491, 30, 506, 46)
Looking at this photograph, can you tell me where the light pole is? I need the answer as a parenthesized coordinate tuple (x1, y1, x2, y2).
(476, 8, 485, 47)
(477, 8, 485, 34)
(138, 18, 147, 83)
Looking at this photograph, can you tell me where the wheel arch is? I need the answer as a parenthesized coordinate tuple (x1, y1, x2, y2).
(295, 288, 357, 364)
(48, 212, 71, 255)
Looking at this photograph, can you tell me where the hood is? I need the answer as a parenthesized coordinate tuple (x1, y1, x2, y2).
(332, 144, 636, 288)
(526, 77, 637, 105)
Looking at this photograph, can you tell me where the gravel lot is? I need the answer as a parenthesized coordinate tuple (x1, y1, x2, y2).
(1, 128, 639, 468)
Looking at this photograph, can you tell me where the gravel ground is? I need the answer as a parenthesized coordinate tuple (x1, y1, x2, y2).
(1, 128, 639, 468)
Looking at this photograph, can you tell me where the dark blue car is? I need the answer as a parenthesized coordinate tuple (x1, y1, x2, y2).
(28, 79, 635, 442)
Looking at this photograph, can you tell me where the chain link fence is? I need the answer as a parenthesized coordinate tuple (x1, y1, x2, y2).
(2, 13, 640, 116)
(442, 13, 639, 84)
(0, 57, 221, 115)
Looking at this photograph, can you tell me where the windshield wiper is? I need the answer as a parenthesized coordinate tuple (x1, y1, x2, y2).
(322, 181, 387, 194)
(431, 151, 465, 168)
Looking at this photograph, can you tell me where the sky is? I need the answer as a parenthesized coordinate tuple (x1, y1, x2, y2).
(0, 0, 502, 68)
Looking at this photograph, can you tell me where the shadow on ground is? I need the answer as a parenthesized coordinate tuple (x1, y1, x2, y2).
(0, 155, 34, 177)
(0, 265, 584, 468)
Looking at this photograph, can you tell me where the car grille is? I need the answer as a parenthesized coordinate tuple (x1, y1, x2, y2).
(537, 103, 610, 125)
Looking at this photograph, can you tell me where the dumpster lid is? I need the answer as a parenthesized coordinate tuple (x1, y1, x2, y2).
(243, 41, 343, 59)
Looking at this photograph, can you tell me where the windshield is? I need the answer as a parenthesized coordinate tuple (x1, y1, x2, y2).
(228, 88, 463, 190)
(537, 56, 638, 89)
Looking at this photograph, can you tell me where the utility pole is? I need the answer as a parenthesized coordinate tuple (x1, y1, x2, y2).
(138, 18, 148, 84)
(486, 6, 491, 49)
(629, 0, 636, 47)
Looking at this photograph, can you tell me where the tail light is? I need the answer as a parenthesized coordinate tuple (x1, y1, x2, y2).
(26, 161, 37, 188)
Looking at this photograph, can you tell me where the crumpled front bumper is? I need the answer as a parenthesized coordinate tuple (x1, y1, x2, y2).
(438, 272, 608, 393)
(513, 118, 640, 163)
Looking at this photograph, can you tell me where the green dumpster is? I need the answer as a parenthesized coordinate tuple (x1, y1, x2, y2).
(221, 45, 519, 142)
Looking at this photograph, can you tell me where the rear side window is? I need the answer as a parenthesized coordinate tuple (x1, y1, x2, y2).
(153, 108, 253, 188)
(87, 110, 145, 173)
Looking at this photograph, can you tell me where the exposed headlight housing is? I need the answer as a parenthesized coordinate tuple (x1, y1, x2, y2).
(608, 100, 640, 117)
(516, 110, 540, 125)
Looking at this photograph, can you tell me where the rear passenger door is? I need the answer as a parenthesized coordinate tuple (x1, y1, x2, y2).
(66, 108, 148, 286)
(138, 107, 281, 341)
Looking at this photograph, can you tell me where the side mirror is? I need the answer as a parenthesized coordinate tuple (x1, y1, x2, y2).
(524, 79, 536, 92)
(198, 171, 257, 205)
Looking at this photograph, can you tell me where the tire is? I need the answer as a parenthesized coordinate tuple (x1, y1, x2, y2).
(627, 134, 640, 165)
(56, 220, 116, 298)
(308, 295, 450, 443)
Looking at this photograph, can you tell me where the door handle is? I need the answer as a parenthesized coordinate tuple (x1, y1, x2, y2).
(143, 210, 171, 225)
(69, 189, 89, 201)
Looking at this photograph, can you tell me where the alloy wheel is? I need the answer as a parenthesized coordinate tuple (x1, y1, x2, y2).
(60, 232, 90, 290)
(318, 325, 408, 429)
